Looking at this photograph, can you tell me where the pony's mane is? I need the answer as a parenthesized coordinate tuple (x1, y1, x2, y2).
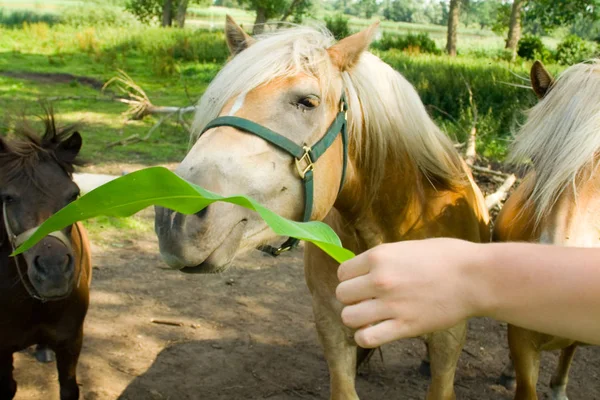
(509, 59, 600, 223)
(191, 25, 466, 195)
(0, 111, 82, 185)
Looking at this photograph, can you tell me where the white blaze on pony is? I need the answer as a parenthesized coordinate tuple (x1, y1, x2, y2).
(155, 16, 489, 400)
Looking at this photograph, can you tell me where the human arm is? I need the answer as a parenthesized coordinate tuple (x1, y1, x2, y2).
(335, 238, 600, 348)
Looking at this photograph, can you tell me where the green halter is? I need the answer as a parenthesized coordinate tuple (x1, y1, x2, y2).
(199, 94, 349, 256)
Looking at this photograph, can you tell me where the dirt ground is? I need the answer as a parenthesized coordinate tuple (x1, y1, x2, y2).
(10, 165, 600, 400)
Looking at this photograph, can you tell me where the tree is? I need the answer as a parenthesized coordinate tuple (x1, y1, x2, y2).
(240, 0, 312, 34)
(126, 0, 211, 27)
(383, 0, 418, 22)
(523, 0, 600, 33)
(446, 0, 461, 56)
(505, 0, 525, 61)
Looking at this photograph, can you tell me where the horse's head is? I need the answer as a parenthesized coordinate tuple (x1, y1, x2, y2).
(0, 114, 82, 300)
(155, 17, 378, 272)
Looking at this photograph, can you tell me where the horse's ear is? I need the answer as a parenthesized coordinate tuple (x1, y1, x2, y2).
(56, 132, 82, 163)
(225, 15, 255, 56)
(327, 22, 379, 72)
(531, 60, 555, 99)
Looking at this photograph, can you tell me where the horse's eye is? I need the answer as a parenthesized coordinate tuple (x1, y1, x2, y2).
(297, 95, 320, 110)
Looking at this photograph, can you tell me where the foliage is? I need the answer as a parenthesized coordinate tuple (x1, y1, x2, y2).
(463, 0, 502, 30)
(491, 2, 511, 36)
(61, 5, 139, 28)
(555, 35, 598, 65)
(373, 32, 441, 55)
(0, 8, 61, 27)
(378, 50, 540, 159)
(517, 34, 550, 61)
(125, 0, 162, 24)
(13, 167, 355, 263)
(524, 0, 600, 33)
(125, 0, 211, 25)
(324, 13, 350, 40)
(355, 0, 378, 19)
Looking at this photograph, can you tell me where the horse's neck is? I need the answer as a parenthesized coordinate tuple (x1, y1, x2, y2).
(539, 171, 600, 247)
(334, 157, 485, 251)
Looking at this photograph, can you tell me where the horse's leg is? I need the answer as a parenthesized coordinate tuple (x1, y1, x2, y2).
(312, 296, 359, 400)
(425, 322, 466, 400)
(508, 325, 541, 400)
(53, 328, 83, 400)
(549, 344, 577, 400)
(0, 353, 16, 400)
(35, 344, 55, 363)
(499, 357, 516, 391)
(419, 341, 432, 378)
(305, 244, 359, 400)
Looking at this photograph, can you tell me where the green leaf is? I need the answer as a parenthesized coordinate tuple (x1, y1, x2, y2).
(12, 166, 355, 263)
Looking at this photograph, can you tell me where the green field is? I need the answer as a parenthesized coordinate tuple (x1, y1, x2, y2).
(0, 1, 567, 167)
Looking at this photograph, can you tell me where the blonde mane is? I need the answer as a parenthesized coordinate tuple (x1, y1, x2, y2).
(191, 26, 466, 194)
(510, 59, 600, 223)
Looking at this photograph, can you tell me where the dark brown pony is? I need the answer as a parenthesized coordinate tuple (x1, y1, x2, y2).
(0, 112, 92, 400)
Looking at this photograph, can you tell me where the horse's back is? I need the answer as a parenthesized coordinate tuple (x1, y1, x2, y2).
(493, 173, 536, 243)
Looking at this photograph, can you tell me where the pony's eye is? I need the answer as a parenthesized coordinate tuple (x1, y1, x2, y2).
(1, 195, 15, 204)
(297, 95, 321, 110)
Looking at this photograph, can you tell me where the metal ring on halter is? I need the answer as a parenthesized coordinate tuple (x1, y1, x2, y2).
(2, 203, 83, 302)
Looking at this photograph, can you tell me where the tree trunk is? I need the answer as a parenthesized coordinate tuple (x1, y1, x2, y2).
(175, 0, 189, 28)
(252, 7, 267, 35)
(506, 0, 525, 61)
(161, 0, 173, 27)
(446, 0, 461, 56)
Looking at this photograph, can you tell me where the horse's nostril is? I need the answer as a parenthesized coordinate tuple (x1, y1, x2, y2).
(195, 207, 208, 219)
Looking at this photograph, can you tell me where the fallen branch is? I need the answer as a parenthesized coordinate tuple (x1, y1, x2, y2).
(151, 319, 184, 327)
(106, 113, 174, 148)
(471, 165, 512, 178)
(103, 70, 197, 120)
(485, 174, 517, 210)
(463, 77, 478, 167)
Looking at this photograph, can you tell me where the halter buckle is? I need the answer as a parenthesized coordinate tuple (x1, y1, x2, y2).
(295, 146, 314, 179)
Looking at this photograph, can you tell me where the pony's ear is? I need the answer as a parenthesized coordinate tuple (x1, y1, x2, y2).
(225, 15, 255, 56)
(531, 60, 555, 99)
(0, 136, 9, 155)
(56, 132, 82, 164)
(327, 22, 379, 72)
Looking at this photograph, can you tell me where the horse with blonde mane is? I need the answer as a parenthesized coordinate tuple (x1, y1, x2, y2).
(155, 17, 489, 399)
(495, 59, 600, 400)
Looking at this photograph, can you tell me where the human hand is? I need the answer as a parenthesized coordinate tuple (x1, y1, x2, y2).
(335, 238, 484, 348)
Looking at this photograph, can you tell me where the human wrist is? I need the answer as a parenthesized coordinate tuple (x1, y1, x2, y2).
(460, 241, 499, 319)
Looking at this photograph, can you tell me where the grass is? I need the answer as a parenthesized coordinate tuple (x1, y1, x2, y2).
(0, 4, 570, 166)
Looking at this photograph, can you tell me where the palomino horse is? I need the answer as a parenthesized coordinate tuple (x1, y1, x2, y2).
(0, 113, 92, 400)
(155, 17, 489, 399)
(495, 60, 600, 400)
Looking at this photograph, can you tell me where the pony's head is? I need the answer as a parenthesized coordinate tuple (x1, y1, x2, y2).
(0, 112, 83, 299)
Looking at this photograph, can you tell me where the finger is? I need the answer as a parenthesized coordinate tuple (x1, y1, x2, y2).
(337, 253, 370, 282)
(354, 319, 412, 348)
(340, 298, 394, 329)
(336, 275, 378, 305)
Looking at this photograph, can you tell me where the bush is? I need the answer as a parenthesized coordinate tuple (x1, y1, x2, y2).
(380, 51, 539, 159)
(324, 14, 350, 40)
(0, 8, 60, 27)
(372, 32, 441, 55)
(517, 35, 549, 61)
(556, 35, 597, 65)
(61, 5, 138, 28)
